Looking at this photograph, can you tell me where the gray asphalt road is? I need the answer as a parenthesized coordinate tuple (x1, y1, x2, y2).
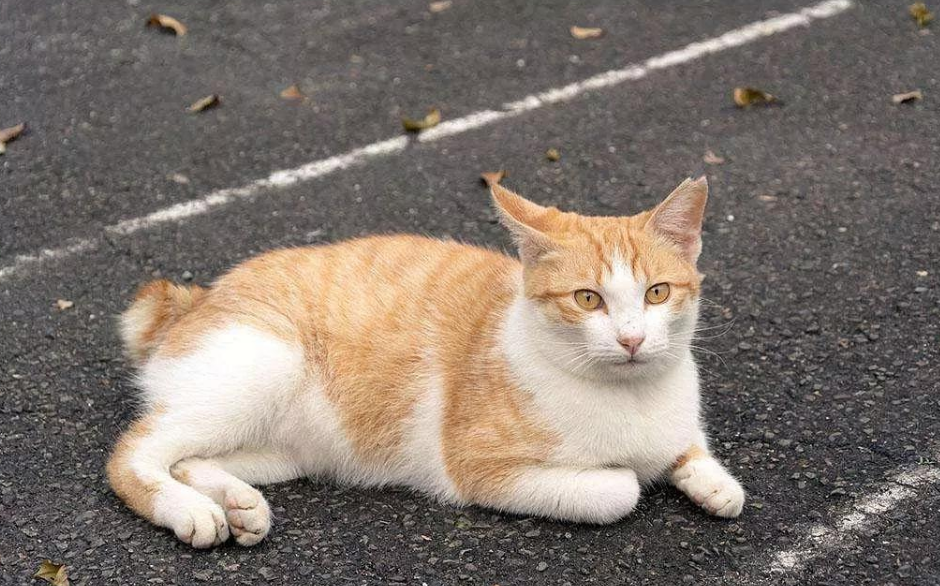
(2, 0, 939, 585)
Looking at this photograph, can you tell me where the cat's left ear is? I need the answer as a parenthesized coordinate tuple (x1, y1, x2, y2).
(490, 183, 557, 263)
(646, 176, 708, 264)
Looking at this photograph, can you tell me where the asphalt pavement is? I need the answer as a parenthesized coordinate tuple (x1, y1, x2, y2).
(1, 0, 939, 584)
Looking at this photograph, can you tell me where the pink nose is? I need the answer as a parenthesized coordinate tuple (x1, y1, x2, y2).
(618, 335, 645, 356)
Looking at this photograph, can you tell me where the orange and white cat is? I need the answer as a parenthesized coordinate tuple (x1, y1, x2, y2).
(108, 177, 744, 548)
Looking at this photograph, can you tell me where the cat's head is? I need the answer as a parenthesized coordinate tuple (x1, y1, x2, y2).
(493, 177, 707, 380)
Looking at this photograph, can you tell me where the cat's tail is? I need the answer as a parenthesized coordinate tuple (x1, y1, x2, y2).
(119, 279, 206, 364)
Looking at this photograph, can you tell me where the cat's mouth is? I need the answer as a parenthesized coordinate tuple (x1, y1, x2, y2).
(608, 356, 648, 366)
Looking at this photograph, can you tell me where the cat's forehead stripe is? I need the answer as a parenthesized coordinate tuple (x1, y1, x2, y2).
(581, 228, 612, 280)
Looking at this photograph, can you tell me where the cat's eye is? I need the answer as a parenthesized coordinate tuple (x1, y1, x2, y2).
(574, 289, 604, 310)
(645, 283, 671, 305)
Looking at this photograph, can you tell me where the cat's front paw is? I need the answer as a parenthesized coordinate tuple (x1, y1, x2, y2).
(673, 458, 745, 518)
(575, 468, 641, 524)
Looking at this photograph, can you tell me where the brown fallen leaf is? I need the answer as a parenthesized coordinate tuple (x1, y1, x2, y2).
(188, 94, 221, 113)
(892, 90, 923, 104)
(0, 122, 25, 143)
(56, 299, 74, 311)
(733, 87, 777, 108)
(545, 148, 561, 162)
(480, 170, 507, 187)
(570, 26, 604, 39)
(429, 0, 452, 12)
(703, 150, 726, 165)
(402, 108, 441, 132)
(146, 13, 187, 36)
(910, 3, 934, 26)
(280, 85, 304, 100)
(0, 122, 25, 155)
(34, 560, 70, 586)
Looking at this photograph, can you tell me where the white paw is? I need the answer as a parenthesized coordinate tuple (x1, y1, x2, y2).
(673, 458, 745, 518)
(223, 485, 271, 546)
(155, 491, 230, 548)
(570, 468, 641, 524)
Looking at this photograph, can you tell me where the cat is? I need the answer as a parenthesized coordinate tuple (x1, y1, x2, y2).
(107, 176, 745, 548)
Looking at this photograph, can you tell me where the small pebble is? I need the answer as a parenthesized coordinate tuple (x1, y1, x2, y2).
(257, 567, 275, 580)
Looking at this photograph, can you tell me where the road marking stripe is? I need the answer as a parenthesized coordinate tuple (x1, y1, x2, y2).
(768, 461, 940, 575)
(0, 0, 854, 283)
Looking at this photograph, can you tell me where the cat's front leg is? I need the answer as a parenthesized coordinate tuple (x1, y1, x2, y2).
(471, 465, 641, 524)
(670, 444, 745, 518)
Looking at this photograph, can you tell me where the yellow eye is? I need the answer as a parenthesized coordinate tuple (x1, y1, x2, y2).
(645, 283, 671, 305)
(574, 289, 604, 310)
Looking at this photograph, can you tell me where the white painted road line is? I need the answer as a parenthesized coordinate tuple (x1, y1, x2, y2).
(768, 461, 940, 576)
(420, 0, 854, 142)
(0, 0, 855, 284)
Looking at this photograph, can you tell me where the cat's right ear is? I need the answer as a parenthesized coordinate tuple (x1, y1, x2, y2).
(490, 183, 556, 263)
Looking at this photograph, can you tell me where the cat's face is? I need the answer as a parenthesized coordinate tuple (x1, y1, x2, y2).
(494, 178, 707, 380)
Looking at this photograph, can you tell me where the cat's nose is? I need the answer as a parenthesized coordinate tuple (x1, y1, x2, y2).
(617, 335, 645, 356)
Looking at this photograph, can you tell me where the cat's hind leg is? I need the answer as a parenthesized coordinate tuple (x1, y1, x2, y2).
(110, 324, 308, 546)
(107, 413, 231, 548)
(171, 450, 304, 546)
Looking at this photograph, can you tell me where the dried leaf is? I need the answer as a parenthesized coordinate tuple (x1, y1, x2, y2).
(733, 87, 777, 108)
(703, 150, 725, 165)
(545, 148, 560, 162)
(280, 85, 304, 100)
(910, 3, 934, 26)
(429, 1, 452, 12)
(0, 122, 25, 155)
(892, 90, 923, 104)
(187, 94, 221, 113)
(480, 170, 507, 187)
(0, 122, 25, 144)
(56, 299, 74, 311)
(34, 560, 70, 586)
(570, 26, 604, 39)
(146, 14, 187, 36)
(401, 108, 441, 132)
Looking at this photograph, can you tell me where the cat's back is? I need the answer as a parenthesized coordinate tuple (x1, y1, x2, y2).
(197, 234, 520, 344)
(220, 233, 517, 300)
